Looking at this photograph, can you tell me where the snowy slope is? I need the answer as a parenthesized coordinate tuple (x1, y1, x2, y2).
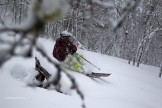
(0, 38, 162, 108)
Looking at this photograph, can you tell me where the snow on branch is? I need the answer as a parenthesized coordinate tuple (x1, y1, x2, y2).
(113, 0, 141, 32)
(63, 69, 85, 108)
(0, 33, 31, 66)
(91, 0, 114, 8)
(0, 0, 70, 65)
(136, 27, 162, 66)
(35, 44, 85, 108)
(140, 27, 162, 46)
(82, 0, 141, 32)
(148, 27, 162, 39)
(0, 27, 27, 34)
(20, 2, 30, 7)
(0, 1, 85, 108)
(0, 0, 9, 5)
(77, 41, 87, 50)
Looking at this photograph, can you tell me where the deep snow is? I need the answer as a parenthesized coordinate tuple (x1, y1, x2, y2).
(0, 38, 162, 108)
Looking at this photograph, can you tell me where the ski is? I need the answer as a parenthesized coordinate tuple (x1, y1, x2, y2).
(85, 72, 111, 78)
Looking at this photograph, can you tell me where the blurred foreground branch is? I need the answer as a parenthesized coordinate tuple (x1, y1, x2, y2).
(0, 0, 85, 107)
(113, 0, 141, 31)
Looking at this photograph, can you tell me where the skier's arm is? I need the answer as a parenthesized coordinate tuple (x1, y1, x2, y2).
(68, 41, 77, 54)
(53, 39, 66, 61)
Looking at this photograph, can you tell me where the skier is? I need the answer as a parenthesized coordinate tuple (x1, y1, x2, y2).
(53, 31, 77, 62)
(53, 31, 85, 72)
(52, 31, 111, 77)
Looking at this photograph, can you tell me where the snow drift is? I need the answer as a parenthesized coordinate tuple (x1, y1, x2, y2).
(0, 38, 162, 108)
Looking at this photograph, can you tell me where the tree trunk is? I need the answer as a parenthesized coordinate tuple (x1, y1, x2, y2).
(159, 67, 162, 78)
(137, 51, 142, 67)
(19, 0, 22, 25)
(133, 56, 136, 65)
(128, 56, 131, 64)
(137, 44, 144, 67)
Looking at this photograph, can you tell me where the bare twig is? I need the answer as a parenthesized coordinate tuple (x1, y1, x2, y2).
(113, 0, 141, 32)
(0, 33, 25, 66)
(0, 27, 27, 34)
(0, 17, 5, 26)
(35, 45, 85, 108)
(0, 1, 86, 107)
(0, 0, 9, 5)
(63, 69, 85, 108)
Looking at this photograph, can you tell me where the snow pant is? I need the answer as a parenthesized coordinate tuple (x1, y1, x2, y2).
(63, 53, 85, 72)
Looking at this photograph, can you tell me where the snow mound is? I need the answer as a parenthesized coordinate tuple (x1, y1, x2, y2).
(10, 65, 29, 80)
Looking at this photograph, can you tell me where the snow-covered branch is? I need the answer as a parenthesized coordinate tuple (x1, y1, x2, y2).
(0, 0, 70, 65)
(77, 41, 87, 50)
(91, 0, 114, 9)
(136, 27, 162, 67)
(113, 0, 141, 31)
(0, 1, 86, 107)
(0, 0, 9, 5)
(148, 28, 162, 39)
(0, 17, 5, 26)
(35, 44, 85, 108)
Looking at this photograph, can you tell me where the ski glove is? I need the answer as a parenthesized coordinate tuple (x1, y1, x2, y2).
(70, 49, 77, 55)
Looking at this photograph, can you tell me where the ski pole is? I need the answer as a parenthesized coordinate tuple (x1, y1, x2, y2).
(76, 53, 101, 70)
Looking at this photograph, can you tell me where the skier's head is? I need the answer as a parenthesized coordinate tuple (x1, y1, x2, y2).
(60, 30, 72, 38)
